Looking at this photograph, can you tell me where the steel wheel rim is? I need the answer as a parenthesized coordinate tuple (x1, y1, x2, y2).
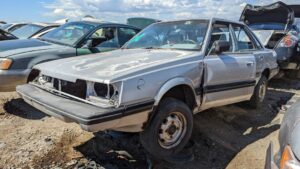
(158, 112, 187, 149)
(259, 81, 267, 102)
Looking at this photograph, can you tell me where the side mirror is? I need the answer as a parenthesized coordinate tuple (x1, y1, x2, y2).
(214, 40, 230, 54)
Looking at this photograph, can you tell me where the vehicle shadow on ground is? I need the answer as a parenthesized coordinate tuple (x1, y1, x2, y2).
(3, 98, 47, 120)
(75, 87, 293, 169)
(269, 78, 300, 90)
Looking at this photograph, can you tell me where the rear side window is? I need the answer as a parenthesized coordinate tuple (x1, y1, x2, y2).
(118, 27, 139, 46)
(207, 23, 234, 54)
(233, 26, 255, 52)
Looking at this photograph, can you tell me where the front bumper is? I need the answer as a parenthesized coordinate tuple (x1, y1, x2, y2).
(0, 69, 30, 92)
(265, 142, 279, 169)
(17, 84, 154, 132)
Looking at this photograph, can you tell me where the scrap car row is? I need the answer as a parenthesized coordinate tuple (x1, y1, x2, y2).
(1, 1, 300, 168)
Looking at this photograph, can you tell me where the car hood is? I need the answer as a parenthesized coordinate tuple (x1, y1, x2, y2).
(240, 1, 294, 28)
(0, 39, 61, 58)
(279, 100, 300, 160)
(35, 48, 196, 83)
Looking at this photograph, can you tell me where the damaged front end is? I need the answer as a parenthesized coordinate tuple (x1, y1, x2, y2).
(17, 69, 153, 133)
(33, 72, 122, 109)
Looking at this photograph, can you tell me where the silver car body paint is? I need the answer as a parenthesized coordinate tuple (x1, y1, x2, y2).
(17, 18, 279, 132)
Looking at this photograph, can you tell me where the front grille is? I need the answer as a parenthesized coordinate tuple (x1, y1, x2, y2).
(53, 78, 87, 99)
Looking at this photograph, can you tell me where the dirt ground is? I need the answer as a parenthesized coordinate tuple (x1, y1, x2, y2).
(0, 78, 300, 169)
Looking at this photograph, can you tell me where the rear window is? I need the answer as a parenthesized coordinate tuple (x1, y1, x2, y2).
(249, 23, 286, 30)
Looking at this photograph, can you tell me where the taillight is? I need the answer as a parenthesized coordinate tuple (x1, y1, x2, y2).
(279, 35, 297, 48)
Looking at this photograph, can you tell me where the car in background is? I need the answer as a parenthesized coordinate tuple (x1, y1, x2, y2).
(127, 17, 161, 29)
(10, 23, 60, 39)
(0, 21, 141, 92)
(30, 27, 57, 39)
(17, 18, 278, 159)
(240, 2, 300, 77)
(265, 100, 300, 169)
(0, 29, 18, 41)
(1, 23, 27, 32)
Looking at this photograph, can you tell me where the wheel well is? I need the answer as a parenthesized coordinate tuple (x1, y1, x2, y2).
(27, 69, 40, 83)
(262, 69, 270, 79)
(160, 85, 196, 110)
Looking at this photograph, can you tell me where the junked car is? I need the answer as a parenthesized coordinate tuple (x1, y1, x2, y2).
(0, 21, 140, 91)
(265, 100, 300, 169)
(240, 2, 300, 77)
(1, 23, 27, 32)
(10, 23, 60, 39)
(17, 18, 278, 159)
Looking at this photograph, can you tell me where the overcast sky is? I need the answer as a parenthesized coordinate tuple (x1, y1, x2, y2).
(0, 0, 298, 23)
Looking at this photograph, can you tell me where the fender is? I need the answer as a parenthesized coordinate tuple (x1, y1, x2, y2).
(153, 77, 200, 108)
(27, 54, 62, 69)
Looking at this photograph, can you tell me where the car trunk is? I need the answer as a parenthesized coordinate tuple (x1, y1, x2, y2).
(240, 2, 294, 29)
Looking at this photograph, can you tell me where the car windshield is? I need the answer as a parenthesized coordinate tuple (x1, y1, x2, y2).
(11, 24, 44, 39)
(40, 22, 95, 46)
(124, 20, 209, 50)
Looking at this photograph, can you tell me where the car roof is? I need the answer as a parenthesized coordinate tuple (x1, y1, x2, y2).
(66, 21, 141, 30)
(28, 23, 60, 27)
(151, 18, 245, 26)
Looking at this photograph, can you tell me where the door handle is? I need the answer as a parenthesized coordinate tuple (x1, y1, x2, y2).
(247, 62, 254, 67)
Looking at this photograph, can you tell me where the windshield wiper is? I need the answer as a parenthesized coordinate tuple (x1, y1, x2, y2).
(144, 47, 162, 49)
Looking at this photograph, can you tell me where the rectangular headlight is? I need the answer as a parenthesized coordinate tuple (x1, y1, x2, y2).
(0, 58, 13, 70)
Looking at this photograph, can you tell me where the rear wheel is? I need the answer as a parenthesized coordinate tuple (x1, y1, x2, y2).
(140, 98, 193, 159)
(249, 75, 268, 108)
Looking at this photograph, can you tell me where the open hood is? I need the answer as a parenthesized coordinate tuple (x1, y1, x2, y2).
(290, 5, 300, 18)
(127, 17, 161, 29)
(240, 2, 294, 28)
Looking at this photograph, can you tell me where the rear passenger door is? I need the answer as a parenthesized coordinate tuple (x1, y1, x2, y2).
(202, 22, 256, 108)
(232, 24, 265, 78)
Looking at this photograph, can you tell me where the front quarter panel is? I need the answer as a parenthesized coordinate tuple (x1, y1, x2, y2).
(119, 56, 203, 107)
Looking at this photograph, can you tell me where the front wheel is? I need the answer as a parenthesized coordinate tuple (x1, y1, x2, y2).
(140, 98, 193, 159)
(248, 75, 268, 108)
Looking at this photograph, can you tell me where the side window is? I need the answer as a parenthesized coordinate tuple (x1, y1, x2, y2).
(208, 23, 234, 54)
(233, 26, 255, 52)
(118, 28, 139, 46)
(91, 27, 118, 48)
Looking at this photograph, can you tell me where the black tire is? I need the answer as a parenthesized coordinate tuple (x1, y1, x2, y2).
(140, 97, 193, 159)
(249, 75, 268, 108)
